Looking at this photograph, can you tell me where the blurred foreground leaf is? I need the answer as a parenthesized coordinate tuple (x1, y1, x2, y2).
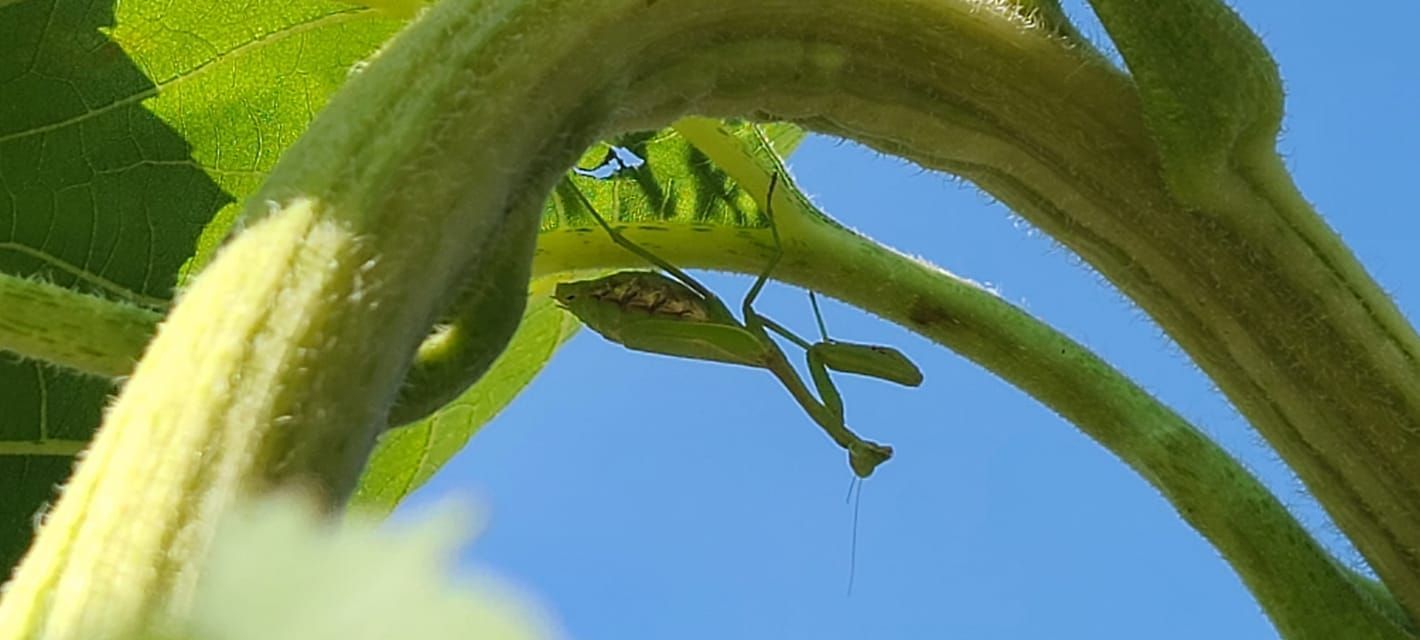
(169, 495, 555, 640)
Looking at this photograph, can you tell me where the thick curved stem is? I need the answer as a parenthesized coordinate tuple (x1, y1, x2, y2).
(12, 194, 1408, 637)
(541, 204, 1414, 640)
(2, 0, 1417, 637)
(606, 2, 1420, 618)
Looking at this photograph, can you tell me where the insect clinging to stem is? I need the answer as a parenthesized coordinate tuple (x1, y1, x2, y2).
(553, 173, 921, 478)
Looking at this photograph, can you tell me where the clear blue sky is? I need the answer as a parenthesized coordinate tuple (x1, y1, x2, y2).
(401, 3, 1419, 637)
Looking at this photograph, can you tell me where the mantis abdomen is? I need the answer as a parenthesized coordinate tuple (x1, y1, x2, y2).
(555, 271, 769, 368)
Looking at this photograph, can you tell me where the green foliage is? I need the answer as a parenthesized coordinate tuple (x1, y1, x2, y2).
(0, 1, 1417, 638)
(0, 0, 400, 570)
(0, 0, 811, 560)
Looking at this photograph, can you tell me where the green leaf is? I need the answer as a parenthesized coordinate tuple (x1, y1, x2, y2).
(0, 0, 815, 564)
(0, 0, 814, 556)
(0, 0, 399, 570)
(533, 120, 780, 283)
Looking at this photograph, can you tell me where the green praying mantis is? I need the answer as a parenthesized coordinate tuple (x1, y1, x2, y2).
(553, 175, 922, 478)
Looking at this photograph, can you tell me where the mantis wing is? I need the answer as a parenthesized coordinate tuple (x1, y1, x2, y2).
(610, 317, 772, 369)
(556, 278, 770, 368)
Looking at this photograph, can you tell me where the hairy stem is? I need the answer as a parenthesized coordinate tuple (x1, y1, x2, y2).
(0, 273, 158, 378)
(0, 269, 509, 431)
(536, 183, 1413, 640)
(12, 170, 1412, 635)
(4, 0, 1417, 636)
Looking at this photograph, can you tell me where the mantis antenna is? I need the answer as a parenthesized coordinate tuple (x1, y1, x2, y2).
(847, 476, 864, 596)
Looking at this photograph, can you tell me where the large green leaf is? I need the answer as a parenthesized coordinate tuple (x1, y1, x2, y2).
(0, 0, 400, 570)
(0, 0, 812, 566)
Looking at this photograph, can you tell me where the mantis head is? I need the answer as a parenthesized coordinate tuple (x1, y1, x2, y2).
(848, 441, 894, 478)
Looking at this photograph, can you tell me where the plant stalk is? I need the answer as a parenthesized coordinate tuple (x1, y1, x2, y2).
(3, 0, 1418, 636)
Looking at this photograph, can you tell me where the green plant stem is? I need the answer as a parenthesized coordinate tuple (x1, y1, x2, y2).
(786, 224, 1411, 640)
(536, 207, 1413, 640)
(0, 273, 159, 378)
(666, 116, 1416, 635)
(0, 271, 506, 431)
(383, 204, 542, 427)
(9, 138, 1408, 633)
(20, 204, 1398, 636)
(3, 0, 1418, 636)
(0, 441, 86, 457)
(626, 2, 1420, 619)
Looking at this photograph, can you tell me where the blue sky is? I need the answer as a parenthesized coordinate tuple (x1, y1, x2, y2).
(401, 3, 1419, 638)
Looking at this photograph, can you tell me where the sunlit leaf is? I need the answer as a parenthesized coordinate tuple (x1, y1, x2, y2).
(0, 0, 399, 569)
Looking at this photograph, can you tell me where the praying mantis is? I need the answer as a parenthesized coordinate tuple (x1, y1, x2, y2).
(553, 175, 922, 477)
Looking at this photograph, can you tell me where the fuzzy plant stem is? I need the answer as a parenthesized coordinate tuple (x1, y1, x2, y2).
(0, 264, 517, 431)
(5, 118, 1410, 635)
(539, 117, 1415, 638)
(0, 273, 158, 378)
(1, 1, 1417, 638)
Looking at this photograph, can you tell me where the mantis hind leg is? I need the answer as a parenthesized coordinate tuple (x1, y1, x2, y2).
(740, 175, 848, 418)
(741, 172, 785, 320)
(809, 290, 832, 342)
(564, 178, 718, 303)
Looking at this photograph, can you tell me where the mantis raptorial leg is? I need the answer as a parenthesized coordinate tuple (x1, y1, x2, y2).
(554, 175, 899, 477)
(757, 290, 925, 422)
